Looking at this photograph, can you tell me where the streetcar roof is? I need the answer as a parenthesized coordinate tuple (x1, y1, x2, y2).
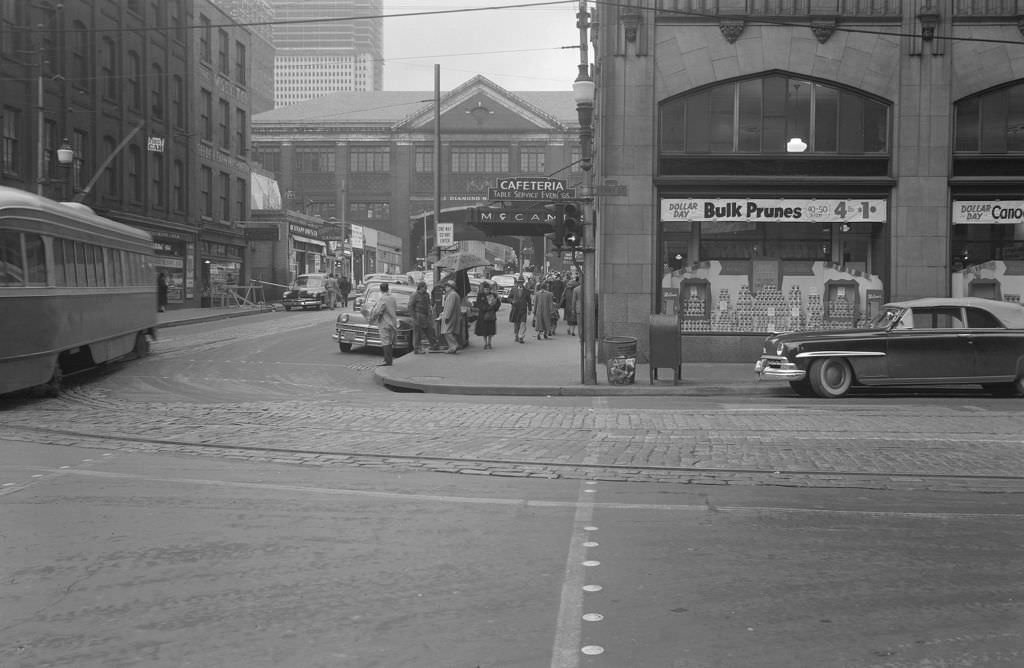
(0, 186, 154, 245)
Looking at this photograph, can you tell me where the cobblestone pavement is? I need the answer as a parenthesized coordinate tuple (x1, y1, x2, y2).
(3, 393, 1024, 492)
(3, 310, 1023, 493)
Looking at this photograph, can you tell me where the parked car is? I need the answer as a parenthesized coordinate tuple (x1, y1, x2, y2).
(352, 274, 413, 310)
(333, 283, 415, 355)
(282, 273, 328, 311)
(754, 297, 1024, 398)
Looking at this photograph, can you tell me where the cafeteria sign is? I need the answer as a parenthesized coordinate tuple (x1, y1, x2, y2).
(953, 200, 1024, 224)
(661, 198, 887, 223)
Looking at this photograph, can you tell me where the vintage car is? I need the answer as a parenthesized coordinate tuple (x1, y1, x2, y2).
(754, 297, 1024, 398)
(333, 283, 415, 355)
(282, 273, 328, 311)
(491, 274, 517, 303)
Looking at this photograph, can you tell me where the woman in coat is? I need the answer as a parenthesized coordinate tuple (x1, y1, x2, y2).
(473, 281, 502, 349)
(532, 281, 554, 340)
(562, 278, 579, 336)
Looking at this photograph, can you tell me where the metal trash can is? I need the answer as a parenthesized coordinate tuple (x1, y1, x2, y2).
(603, 336, 638, 385)
(648, 314, 681, 384)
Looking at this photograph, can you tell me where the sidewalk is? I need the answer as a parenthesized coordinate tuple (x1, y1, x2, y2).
(155, 306, 773, 397)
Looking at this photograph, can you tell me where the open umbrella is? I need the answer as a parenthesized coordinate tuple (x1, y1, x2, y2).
(435, 252, 489, 272)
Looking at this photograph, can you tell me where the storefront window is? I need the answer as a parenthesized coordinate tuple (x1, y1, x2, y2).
(660, 199, 888, 332)
(950, 202, 1024, 302)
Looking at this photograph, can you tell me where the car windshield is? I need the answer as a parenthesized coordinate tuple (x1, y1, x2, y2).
(870, 306, 905, 329)
(294, 275, 323, 288)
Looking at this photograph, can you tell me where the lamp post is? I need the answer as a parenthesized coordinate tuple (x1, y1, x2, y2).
(56, 137, 74, 200)
(574, 0, 598, 385)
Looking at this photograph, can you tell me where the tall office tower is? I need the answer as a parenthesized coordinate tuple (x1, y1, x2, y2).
(215, 0, 276, 114)
(271, 0, 383, 107)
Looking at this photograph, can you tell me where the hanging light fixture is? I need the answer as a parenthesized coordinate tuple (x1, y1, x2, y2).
(56, 138, 74, 165)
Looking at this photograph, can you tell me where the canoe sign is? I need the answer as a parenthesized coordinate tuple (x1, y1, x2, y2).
(488, 177, 576, 202)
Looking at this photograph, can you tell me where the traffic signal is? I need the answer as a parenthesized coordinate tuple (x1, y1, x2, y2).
(563, 203, 582, 248)
(545, 203, 566, 249)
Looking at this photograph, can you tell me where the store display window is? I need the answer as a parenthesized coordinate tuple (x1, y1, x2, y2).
(660, 212, 888, 333)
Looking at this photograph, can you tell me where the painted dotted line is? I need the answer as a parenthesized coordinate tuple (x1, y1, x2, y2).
(0, 453, 113, 494)
(580, 480, 605, 658)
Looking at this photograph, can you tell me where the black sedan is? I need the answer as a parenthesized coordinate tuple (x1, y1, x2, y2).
(754, 297, 1024, 398)
(332, 283, 415, 355)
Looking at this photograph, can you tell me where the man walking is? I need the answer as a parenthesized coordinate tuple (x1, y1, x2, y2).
(508, 275, 532, 343)
(439, 280, 462, 354)
(325, 273, 340, 309)
(408, 281, 438, 353)
(338, 275, 352, 308)
(375, 282, 399, 366)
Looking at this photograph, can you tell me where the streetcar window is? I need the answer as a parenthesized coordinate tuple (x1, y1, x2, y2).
(75, 242, 87, 286)
(115, 250, 125, 285)
(0, 229, 23, 284)
(54, 237, 68, 286)
(88, 244, 104, 286)
(25, 233, 46, 285)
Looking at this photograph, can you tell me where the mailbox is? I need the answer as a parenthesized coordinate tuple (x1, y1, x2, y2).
(649, 314, 681, 384)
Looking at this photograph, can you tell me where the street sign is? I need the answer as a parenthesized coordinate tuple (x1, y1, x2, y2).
(436, 222, 454, 247)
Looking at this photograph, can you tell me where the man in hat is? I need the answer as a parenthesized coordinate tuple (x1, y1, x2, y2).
(507, 275, 532, 344)
(439, 280, 462, 353)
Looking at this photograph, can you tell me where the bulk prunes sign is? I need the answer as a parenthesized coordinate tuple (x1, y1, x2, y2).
(661, 198, 888, 223)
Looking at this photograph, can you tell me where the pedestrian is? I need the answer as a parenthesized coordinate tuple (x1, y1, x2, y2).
(533, 281, 554, 340)
(372, 281, 399, 366)
(562, 278, 580, 336)
(157, 272, 168, 312)
(508, 275, 532, 344)
(439, 280, 462, 354)
(325, 273, 340, 309)
(473, 281, 501, 350)
(338, 275, 352, 308)
(408, 281, 439, 354)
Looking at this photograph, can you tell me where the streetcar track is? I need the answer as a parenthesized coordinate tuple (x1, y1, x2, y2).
(5, 423, 1024, 490)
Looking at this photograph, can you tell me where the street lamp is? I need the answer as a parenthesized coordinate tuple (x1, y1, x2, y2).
(575, 0, 598, 385)
(56, 138, 74, 165)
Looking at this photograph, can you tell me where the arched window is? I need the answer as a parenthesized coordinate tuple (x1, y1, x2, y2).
(660, 74, 889, 155)
(955, 82, 1024, 153)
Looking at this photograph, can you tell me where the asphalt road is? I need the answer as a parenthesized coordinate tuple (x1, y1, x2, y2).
(2, 312, 1023, 667)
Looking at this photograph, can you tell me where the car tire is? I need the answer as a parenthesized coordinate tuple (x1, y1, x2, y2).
(789, 379, 816, 397)
(284, 306, 291, 311)
(338, 342, 352, 353)
(807, 357, 853, 398)
(984, 377, 1024, 397)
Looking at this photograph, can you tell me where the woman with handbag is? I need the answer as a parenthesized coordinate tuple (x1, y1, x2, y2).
(473, 281, 502, 350)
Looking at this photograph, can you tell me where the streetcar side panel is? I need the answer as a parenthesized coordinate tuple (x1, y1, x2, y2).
(0, 188, 157, 395)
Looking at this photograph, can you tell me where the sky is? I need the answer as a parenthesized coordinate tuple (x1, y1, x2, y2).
(382, 1, 584, 92)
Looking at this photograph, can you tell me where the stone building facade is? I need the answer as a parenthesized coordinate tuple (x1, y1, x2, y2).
(593, 0, 1024, 360)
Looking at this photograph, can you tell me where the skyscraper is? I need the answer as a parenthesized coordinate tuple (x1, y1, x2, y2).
(271, 0, 383, 107)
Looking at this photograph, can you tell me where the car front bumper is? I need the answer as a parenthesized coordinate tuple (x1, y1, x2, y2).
(334, 325, 412, 349)
(283, 298, 323, 309)
(754, 357, 806, 381)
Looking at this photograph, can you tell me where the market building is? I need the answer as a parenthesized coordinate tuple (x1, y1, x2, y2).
(250, 75, 583, 275)
(591, 1, 1024, 361)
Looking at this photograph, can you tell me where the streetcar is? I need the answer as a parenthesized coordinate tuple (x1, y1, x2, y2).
(0, 186, 157, 396)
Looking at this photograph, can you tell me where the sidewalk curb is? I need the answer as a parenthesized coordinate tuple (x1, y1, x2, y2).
(373, 369, 782, 397)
